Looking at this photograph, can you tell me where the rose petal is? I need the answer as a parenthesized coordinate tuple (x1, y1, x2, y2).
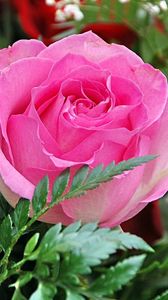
(39, 31, 142, 64)
(0, 57, 53, 155)
(0, 39, 46, 70)
(134, 63, 168, 124)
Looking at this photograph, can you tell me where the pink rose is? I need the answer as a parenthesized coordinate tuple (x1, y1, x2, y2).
(0, 32, 168, 226)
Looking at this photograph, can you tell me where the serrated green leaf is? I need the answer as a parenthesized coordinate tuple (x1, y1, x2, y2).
(65, 155, 156, 199)
(103, 156, 157, 177)
(29, 282, 57, 300)
(110, 230, 154, 253)
(66, 290, 85, 300)
(154, 290, 168, 300)
(0, 215, 12, 251)
(13, 198, 30, 231)
(79, 222, 97, 232)
(24, 233, 40, 256)
(70, 165, 89, 192)
(39, 224, 62, 262)
(32, 176, 49, 215)
(89, 255, 146, 296)
(63, 221, 81, 234)
(86, 164, 103, 182)
(52, 168, 70, 203)
(39, 222, 151, 272)
(59, 253, 91, 282)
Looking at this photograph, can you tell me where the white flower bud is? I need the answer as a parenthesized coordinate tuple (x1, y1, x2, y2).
(159, 0, 168, 11)
(45, 0, 55, 6)
(64, 4, 84, 21)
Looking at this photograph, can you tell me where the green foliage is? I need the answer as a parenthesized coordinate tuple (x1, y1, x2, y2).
(118, 239, 168, 300)
(30, 283, 57, 300)
(52, 168, 70, 203)
(64, 156, 156, 199)
(13, 199, 30, 231)
(0, 219, 154, 299)
(24, 233, 40, 257)
(154, 290, 168, 300)
(32, 176, 49, 214)
(66, 290, 85, 300)
(0, 215, 12, 252)
(0, 154, 160, 299)
(89, 255, 146, 296)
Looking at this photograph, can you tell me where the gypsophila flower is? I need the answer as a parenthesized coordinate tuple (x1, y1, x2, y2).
(159, 0, 168, 11)
(64, 4, 84, 20)
(143, 3, 160, 15)
(45, 0, 55, 5)
(118, 0, 130, 3)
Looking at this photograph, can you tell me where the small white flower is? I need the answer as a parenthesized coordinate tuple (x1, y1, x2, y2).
(45, 0, 55, 6)
(143, 3, 160, 15)
(64, 4, 84, 21)
(159, 0, 168, 11)
(55, 0, 81, 9)
(118, 0, 130, 3)
(55, 9, 66, 22)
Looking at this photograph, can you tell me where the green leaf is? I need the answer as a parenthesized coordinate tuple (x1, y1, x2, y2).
(154, 290, 168, 300)
(24, 233, 40, 256)
(63, 221, 81, 234)
(110, 230, 154, 253)
(59, 253, 91, 284)
(36, 263, 50, 279)
(70, 165, 89, 192)
(13, 198, 30, 231)
(103, 155, 157, 177)
(78, 222, 97, 232)
(32, 176, 49, 215)
(29, 282, 57, 300)
(39, 223, 152, 272)
(12, 289, 26, 300)
(0, 215, 12, 251)
(85, 164, 103, 183)
(39, 224, 62, 262)
(11, 273, 33, 290)
(66, 290, 85, 300)
(52, 168, 70, 203)
(65, 155, 156, 199)
(0, 193, 13, 221)
(89, 255, 146, 296)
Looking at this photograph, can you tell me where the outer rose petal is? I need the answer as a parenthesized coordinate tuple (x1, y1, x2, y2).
(0, 57, 53, 148)
(103, 103, 168, 226)
(131, 102, 168, 205)
(0, 39, 46, 70)
(134, 64, 168, 124)
(0, 148, 34, 200)
(38, 31, 142, 65)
